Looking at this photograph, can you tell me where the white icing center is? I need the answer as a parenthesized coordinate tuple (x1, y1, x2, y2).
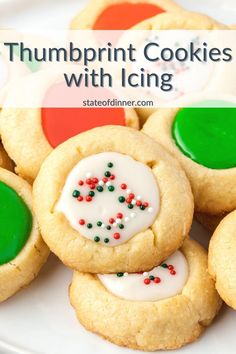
(56, 152, 160, 246)
(98, 251, 188, 301)
(0, 54, 8, 90)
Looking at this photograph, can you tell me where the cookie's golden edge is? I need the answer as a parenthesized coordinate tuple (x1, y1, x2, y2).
(69, 238, 222, 351)
(0, 168, 50, 302)
(70, 0, 183, 30)
(209, 210, 236, 310)
(33, 125, 193, 273)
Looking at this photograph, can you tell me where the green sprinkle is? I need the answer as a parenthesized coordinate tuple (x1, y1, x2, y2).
(89, 191, 95, 197)
(118, 196, 125, 203)
(161, 263, 168, 268)
(149, 275, 155, 280)
(106, 225, 111, 230)
(119, 224, 124, 229)
(97, 221, 102, 227)
(87, 223, 93, 229)
(117, 272, 124, 277)
(97, 186, 104, 192)
(140, 205, 146, 210)
(72, 190, 80, 198)
(107, 162, 113, 168)
(108, 185, 115, 192)
(104, 238, 110, 243)
(104, 171, 111, 177)
(94, 236, 100, 242)
(128, 204, 133, 209)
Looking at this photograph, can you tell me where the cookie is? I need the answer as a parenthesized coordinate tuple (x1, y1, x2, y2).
(0, 69, 139, 181)
(128, 11, 226, 122)
(209, 210, 236, 310)
(33, 126, 193, 273)
(0, 168, 49, 302)
(142, 99, 236, 215)
(70, 0, 182, 30)
(195, 212, 226, 233)
(0, 142, 14, 171)
(231, 25, 236, 29)
(70, 238, 222, 351)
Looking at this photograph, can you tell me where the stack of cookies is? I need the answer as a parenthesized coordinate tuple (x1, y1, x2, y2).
(0, 0, 236, 352)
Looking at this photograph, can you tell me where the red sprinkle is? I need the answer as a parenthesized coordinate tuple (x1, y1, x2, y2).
(86, 196, 92, 202)
(154, 277, 161, 284)
(143, 202, 149, 207)
(79, 219, 85, 225)
(144, 278, 151, 285)
(78, 180, 84, 186)
(126, 197, 132, 204)
(90, 183, 96, 189)
(170, 270, 176, 275)
(129, 193, 135, 199)
(121, 183, 127, 190)
(77, 196, 83, 202)
(92, 177, 98, 183)
(113, 233, 120, 240)
(168, 265, 174, 270)
(116, 213, 123, 219)
(110, 174, 115, 180)
(136, 200, 142, 206)
(102, 177, 108, 183)
(86, 178, 92, 185)
(109, 218, 115, 224)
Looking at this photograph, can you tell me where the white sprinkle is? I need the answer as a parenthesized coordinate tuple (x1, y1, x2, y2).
(124, 217, 129, 222)
(86, 172, 92, 178)
(124, 272, 128, 277)
(116, 218, 122, 224)
(143, 272, 148, 277)
(113, 223, 117, 228)
(148, 207, 153, 213)
(137, 195, 142, 200)
(98, 180, 104, 186)
(131, 200, 136, 205)
(130, 212, 136, 218)
(106, 181, 112, 187)
(101, 223, 106, 229)
(126, 189, 131, 194)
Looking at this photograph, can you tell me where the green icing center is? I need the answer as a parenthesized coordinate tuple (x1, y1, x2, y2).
(172, 101, 236, 169)
(0, 181, 32, 265)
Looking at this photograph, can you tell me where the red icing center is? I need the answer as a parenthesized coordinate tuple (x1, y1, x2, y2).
(93, 3, 165, 30)
(41, 83, 126, 148)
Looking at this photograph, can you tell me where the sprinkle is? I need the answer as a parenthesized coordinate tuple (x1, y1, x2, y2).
(128, 204, 133, 209)
(130, 213, 136, 218)
(86, 172, 92, 178)
(98, 180, 104, 186)
(109, 218, 115, 224)
(136, 200, 142, 206)
(90, 183, 96, 189)
(140, 205, 146, 210)
(97, 186, 104, 192)
(101, 223, 106, 229)
(87, 223, 93, 229)
(144, 278, 151, 285)
(79, 219, 85, 225)
(124, 272, 128, 277)
(124, 217, 129, 222)
(161, 263, 168, 268)
(118, 196, 125, 203)
(78, 180, 84, 186)
(94, 236, 100, 242)
(143, 272, 148, 277)
(137, 195, 142, 200)
(126, 197, 132, 204)
(116, 218, 122, 224)
(126, 189, 131, 194)
(149, 275, 155, 280)
(92, 177, 98, 183)
(106, 225, 111, 230)
(104, 171, 111, 178)
(97, 221, 102, 227)
(86, 195, 92, 202)
(106, 181, 112, 187)
(148, 207, 153, 213)
(117, 213, 123, 219)
(86, 178, 92, 185)
(110, 174, 115, 180)
(102, 177, 108, 183)
(168, 265, 174, 270)
(131, 200, 136, 205)
(117, 272, 124, 277)
(113, 233, 120, 239)
(170, 270, 176, 275)
(108, 185, 115, 192)
(104, 238, 110, 243)
(107, 162, 113, 168)
(143, 202, 149, 208)
(154, 277, 161, 283)
(72, 190, 80, 198)
(88, 191, 95, 197)
(113, 222, 117, 227)
(77, 196, 83, 202)
(120, 184, 127, 190)
(129, 193, 135, 199)
(119, 224, 124, 229)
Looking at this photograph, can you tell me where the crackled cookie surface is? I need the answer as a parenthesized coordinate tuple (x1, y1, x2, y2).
(70, 239, 222, 351)
(33, 126, 193, 273)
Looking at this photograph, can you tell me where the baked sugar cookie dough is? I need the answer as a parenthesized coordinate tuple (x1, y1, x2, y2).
(0, 168, 49, 302)
(70, 238, 222, 351)
(129, 11, 227, 122)
(0, 69, 139, 181)
(209, 210, 236, 310)
(143, 102, 236, 215)
(70, 0, 182, 30)
(33, 126, 193, 273)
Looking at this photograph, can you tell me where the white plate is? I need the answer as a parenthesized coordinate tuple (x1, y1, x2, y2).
(0, 1, 236, 354)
